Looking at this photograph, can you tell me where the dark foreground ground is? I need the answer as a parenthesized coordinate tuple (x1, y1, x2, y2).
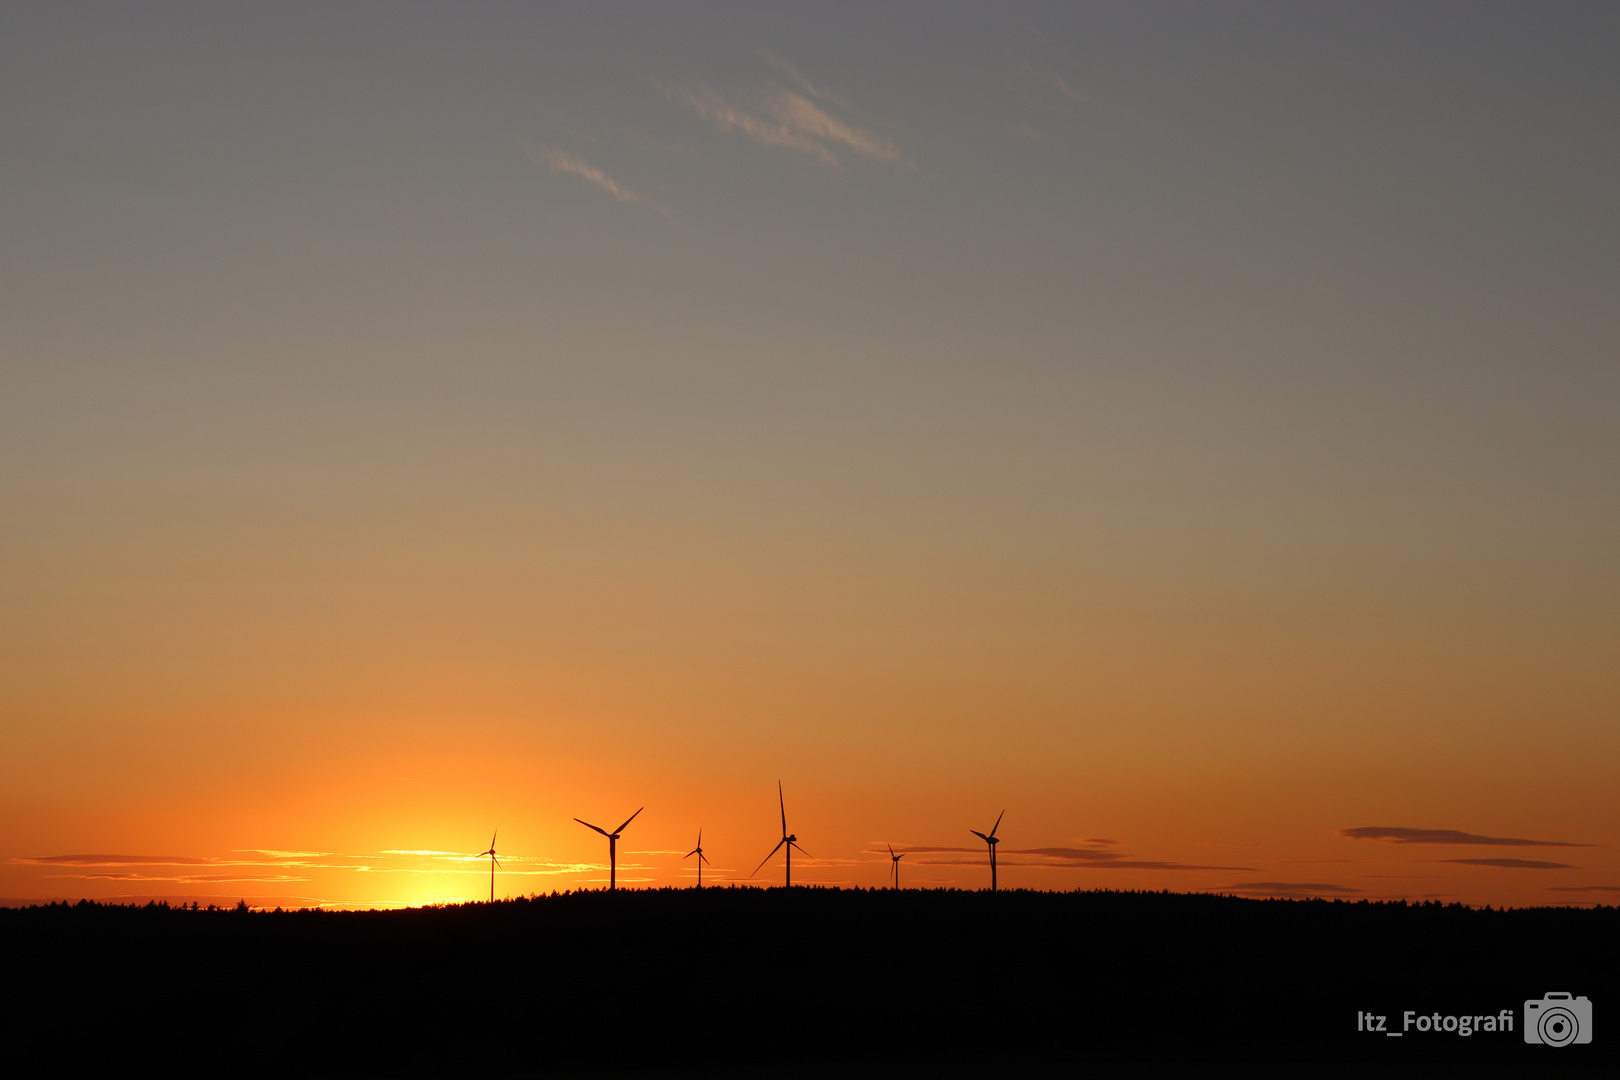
(3, 888, 1614, 1077)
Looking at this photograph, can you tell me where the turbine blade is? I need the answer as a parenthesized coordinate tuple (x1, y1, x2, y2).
(751, 838, 787, 878)
(896, 853, 905, 860)
(970, 830, 989, 842)
(685, 848, 700, 859)
(697, 827, 702, 847)
(700, 853, 710, 865)
(493, 857, 501, 868)
(790, 841, 812, 860)
(490, 830, 497, 849)
(575, 818, 611, 837)
(990, 810, 1004, 839)
(887, 842, 895, 858)
(614, 807, 644, 834)
(778, 780, 786, 835)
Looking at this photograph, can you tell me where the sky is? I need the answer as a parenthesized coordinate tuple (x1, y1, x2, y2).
(2, 2, 1617, 909)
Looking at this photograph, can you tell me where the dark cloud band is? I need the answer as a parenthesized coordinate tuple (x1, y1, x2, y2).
(1336, 827, 1589, 848)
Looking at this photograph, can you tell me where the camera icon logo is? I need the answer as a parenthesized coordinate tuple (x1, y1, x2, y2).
(1524, 993, 1592, 1046)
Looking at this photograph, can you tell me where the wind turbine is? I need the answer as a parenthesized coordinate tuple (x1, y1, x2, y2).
(751, 781, 810, 887)
(574, 807, 643, 891)
(887, 842, 905, 890)
(685, 828, 710, 888)
(970, 811, 1004, 891)
(477, 831, 500, 903)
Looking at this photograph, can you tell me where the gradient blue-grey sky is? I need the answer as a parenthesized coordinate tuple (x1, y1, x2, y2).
(3, 2, 1616, 907)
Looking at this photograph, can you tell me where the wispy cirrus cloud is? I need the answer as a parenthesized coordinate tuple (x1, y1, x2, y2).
(1441, 858, 1575, 870)
(1023, 60, 1085, 104)
(1015, 59, 1163, 136)
(661, 51, 904, 170)
(524, 144, 674, 220)
(1018, 60, 1159, 126)
(1546, 885, 1620, 894)
(1337, 827, 1591, 848)
(751, 46, 853, 110)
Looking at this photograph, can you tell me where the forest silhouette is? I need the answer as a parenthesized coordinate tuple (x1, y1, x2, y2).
(2, 888, 1614, 1076)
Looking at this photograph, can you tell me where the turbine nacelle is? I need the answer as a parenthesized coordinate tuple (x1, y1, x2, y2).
(685, 827, 710, 887)
(972, 811, 1005, 891)
(575, 807, 643, 891)
(751, 781, 811, 885)
(477, 830, 500, 903)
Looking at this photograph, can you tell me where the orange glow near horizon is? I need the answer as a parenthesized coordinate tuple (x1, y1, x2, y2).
(3, 7, 1617, 915)
(4, 533, 1617, 909)
(5, 672, 1616, 909)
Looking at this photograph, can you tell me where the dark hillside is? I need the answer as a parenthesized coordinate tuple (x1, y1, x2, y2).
(3, 888, 1613, 1076)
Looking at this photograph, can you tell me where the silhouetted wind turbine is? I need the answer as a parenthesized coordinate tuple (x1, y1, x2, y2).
(752, 781, 810, 887)
(970, 811, 1004, 891)
(685, 828, 710, 888)
(477, 831, 500, 903)
(574, 807, 643, 891)
(887, 842, 905, 890)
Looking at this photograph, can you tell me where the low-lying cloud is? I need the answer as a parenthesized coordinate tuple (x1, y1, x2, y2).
(1216, 881, 1364, 897)
(16, 854, 219, 866)
(1336, 827, 1589, 848)
(1441, 858, 1575, 870)
(54, 873, 311, 883)
(880, 845, 1253, 872)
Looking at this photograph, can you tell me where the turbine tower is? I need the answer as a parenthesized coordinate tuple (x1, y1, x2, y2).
(751, 781, 810, 887)
(685, 828, 710, 888)
(476, 831, 500, 903)
(574, 807, 643, 891)
(887, 842, 905, 890)
(970, 811, 1004, 891)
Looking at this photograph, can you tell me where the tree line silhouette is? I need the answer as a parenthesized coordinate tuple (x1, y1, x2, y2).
(2, 888, 1614, 1076)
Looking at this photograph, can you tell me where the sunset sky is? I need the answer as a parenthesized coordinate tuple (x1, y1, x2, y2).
(3, 3, 1616, 910)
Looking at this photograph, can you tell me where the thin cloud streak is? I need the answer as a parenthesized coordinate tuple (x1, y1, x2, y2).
(1018, 59, 1161, 130)
(664, 84, 837, 166)
(751, 46, 853, 110)
(525, 144, 675, 220)
(913, 856, 1256, 871)
(1338, 827, 1591, 848)
(881, 845, 1252, 871)
(1441, 858, 1575, 870)
(1023, 61, 1084, 102)
(17, 854, 218, 866)
(49, 873, 311, 883)
(662, 60, 904, 171)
